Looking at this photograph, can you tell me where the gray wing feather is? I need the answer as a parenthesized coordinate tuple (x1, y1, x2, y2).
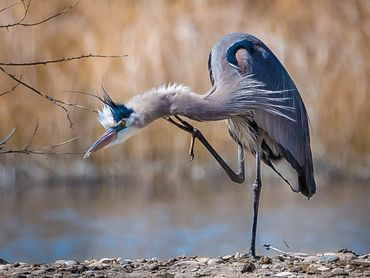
(225, 35, 316, 197)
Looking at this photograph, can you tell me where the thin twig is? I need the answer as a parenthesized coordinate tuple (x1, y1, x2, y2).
(0, 78, 21, 96)
(0, 0, 82, 29)
(0, 0, 32, 29)
(0, 127, 81, 155)
(0, 66, 74, 127)
(0, 128, 16, 149)
(0, 53, 127, 66)
(47, 97, 97, 113)
(24, 124, 38, 150)
(0, 0, 23, 14)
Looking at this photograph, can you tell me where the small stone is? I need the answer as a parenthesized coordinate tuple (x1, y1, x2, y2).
(13, 262, 20, 268)
(124, 265, 133, 273)
(259, 256, 272, 264)
(32, 269, 46, 275)
(337, 253, 356, 260)
(53, 274, 63, 278)
(0, 265, 8, 271)
(120, 259, 132, 265)
(65, 260, 79, 267)
(241, 262, 255, 273)
(207, 258, 222, 265)
(190, 266, 199, 272)
(317, 266, 330, 271)
(319, 254, 340, 263)
(331, 267, 348, 276)
(82, 270, 94, 276)
(222, 255, 233, 260)
(358, 254, 368, 259)
(277, 256, 285, 262)
(149, 262, 159, 271)
(196, 257, 209, 264)
(154, 271, 175, 278)
(20, 263, 30, 269)
(11, 273, 27, 278)
(234, 252, 246, 259)
(274, 271, 293, 277)
(98, 258, 116, 264)
(304, 256, 319, 263)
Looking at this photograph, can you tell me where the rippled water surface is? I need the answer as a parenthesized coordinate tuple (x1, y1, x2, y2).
(0, 176, 369, 263)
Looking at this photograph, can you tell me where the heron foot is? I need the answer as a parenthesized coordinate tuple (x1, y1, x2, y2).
(248, 249, 260, 259)
(164, 115, 199, 161)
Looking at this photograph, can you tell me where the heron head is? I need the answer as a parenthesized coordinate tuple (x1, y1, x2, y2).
(83, 97, 140, 158)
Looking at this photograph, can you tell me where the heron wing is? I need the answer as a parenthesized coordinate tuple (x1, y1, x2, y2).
(225, 36, 315, 197)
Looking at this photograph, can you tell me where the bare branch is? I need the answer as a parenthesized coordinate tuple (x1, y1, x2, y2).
(0, 66, 79, 127)
(0, 127, 81, 155)
(0, 53, 127, 67)
(24, 123, 38, 150)
(0, 128, 16, 150)
(0, 0, 82, 29)
(0, 0, 32, 29)
(0, 77, 21, 96)
(0, 0, 23, 14)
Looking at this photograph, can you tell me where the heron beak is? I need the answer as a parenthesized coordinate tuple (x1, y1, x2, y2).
(83, 129, 117, 158)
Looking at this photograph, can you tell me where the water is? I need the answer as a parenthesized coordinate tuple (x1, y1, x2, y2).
(0, 176, 369, 263)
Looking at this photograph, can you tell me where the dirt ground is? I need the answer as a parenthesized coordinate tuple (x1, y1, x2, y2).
(0, 249, 369, 277)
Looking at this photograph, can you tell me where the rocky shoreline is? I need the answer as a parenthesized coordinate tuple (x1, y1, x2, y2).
(0, 250, 369, 277)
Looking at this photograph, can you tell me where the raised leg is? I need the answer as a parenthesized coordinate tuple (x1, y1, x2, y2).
(249, 149, 262, 258)
(165, 116, 245, 183)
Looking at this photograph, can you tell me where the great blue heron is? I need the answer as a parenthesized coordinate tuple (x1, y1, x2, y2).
(84, 32, 316, 257)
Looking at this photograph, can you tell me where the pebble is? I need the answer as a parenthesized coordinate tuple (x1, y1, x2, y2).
(337, 253, 357, 260)
(222, 255, 233, 260)
(54, 259, 79, 267)
(32, 269, 46, 275)
(319, 254, 340, 263)
(358, 254, 368, 259)
(317, 266, 330, 271)
(260, 256, 272, 264)
(196, 257, 209, 264)
(149, 262, 159, 271)
(120, 259, 132, 265)
(241, 262, 255, 273)
(11, 273, 27, 278)
(0, 265, 8, 271)
(190, 266, 199, 272)
(98, 258, 116, 264)
(331, 267, 349, 276)
(207, 258, 222, 266)
(304, 256, 319, 263)
(274, 271, 293, 277)
(234, 252, 246, 260)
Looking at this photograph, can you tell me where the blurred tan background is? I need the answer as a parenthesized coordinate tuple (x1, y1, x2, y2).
(0, 0, 369, 185)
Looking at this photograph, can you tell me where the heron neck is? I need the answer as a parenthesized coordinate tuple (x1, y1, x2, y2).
(127, 84, 228, 126)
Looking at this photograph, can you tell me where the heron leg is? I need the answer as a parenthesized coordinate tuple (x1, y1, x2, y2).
(249, 149, 262, 258)
(164, 116, 245, 183)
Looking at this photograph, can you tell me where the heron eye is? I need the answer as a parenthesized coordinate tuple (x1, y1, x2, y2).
(119, 120, 126, 127)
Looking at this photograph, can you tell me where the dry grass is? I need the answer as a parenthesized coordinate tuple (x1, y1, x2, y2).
(0, 0, 369, 182)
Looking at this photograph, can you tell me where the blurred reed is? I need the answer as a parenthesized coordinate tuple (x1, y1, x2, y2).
(0, 0, 369, 185)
